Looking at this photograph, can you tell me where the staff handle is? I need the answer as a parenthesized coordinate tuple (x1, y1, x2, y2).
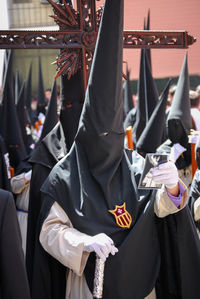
(93, 255, 105, 299)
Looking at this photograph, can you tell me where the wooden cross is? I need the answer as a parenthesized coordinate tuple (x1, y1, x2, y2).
(0, 0, 196, 90)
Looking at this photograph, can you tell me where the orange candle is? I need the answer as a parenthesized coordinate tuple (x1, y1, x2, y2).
(126, 126, 134, 150)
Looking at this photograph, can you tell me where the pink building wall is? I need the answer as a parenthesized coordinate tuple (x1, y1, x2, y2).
(98, 0, 200, 80)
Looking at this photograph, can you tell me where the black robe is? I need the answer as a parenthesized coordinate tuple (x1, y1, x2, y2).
(0, 188, 30, 299)
(155, 206, 200, 298)
(31, 149, 160, 299)
(26, 122, 67, 288)
(0, 135, 11, 191)
(188, 169, 200, 232)
(31, 149, 200, 299)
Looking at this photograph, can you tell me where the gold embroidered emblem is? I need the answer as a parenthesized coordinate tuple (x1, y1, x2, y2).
(109, 203, 132, 228)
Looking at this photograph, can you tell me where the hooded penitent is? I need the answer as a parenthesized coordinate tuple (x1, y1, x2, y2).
(0, 50, 27, 170)
(0, 50, 12, 136)
(0, 134, 11, 191)
(123, 65, 136, 133)
(136, 79, 171, 157)
(123, 65, 133, 117)
(26, 78, 62, 288)
(195, 136, 200, 170)
(167, 52, 191, 148)
(25, 63, 32, 112)
(26, 65, 83, 289)
(26, 79, 64, 289)
(25, 63, 37, 125)
(17, 81, 34, 154)
(59, 69, 85, 150)
(144, 9, 151, 70)
(188, 135, 200, 232)
(14, 70, 21, 105)
(0, 188, 31, 299)
(35, 1, 162, 298)
(38, 79, 58, 141)
(166, 52, 192, 168)
(31, 1, 200, 298)
(133, 48, 158, 143)
(37, 57, 46, 115)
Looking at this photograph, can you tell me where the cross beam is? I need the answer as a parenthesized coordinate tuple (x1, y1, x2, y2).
(0, 0, 196, 89)
(0, 30, 195, 49)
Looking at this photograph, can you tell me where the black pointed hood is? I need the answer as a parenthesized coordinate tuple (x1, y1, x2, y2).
(17, 81, 34, 153)
(144, 9, 151, 70)
(41, 2, 163, 296)
(167, 52, 192, 148)
(146, 9, 150, 30)
(25, 63, 32, 110)
(123, 65, 133, 116)
(37, 57, 46, 115)
(17, 81, 29, 147)
(0, 134, 11, 191)
(39, 80, 58, 141)
(1, 50, 12, 98)
(0, 102, 2, 129)
(195, 136, 200, 169)
(59, 69, 84, 151)
(133, 49, 158, 143)
(42, 0, 126, 221)
(0, 50, 13, 137)
(1, 60, 27, 170)
(75, 0, 124, 176)
(136, 79, 171, 156)
(15, 70, 21, 105)
(0, 51, 11, 135)
(25, 63, 35, 125)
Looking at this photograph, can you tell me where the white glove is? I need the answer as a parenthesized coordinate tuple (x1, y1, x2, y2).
(83, 233, 118, 262)
(24, 170, 32, 181)
(38, 112, 45, 124)
(151, 161, 179, 189)
(169, 143, 186, 162)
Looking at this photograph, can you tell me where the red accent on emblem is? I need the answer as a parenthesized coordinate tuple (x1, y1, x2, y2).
(109, 203, 132, 229)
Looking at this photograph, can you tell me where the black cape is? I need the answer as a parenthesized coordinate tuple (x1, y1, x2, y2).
(32, 150, 161, 299)
(32, 148, 200, 299)
(26, 122, 67, 287)
(155, 205, 200, 298)
(188, 169, 200, 231)
(0, 135, 11, 191)
(0, 188, 31, 299)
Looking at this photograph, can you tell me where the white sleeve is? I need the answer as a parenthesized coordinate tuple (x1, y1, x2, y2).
(11, 173, 28, 194)
(194, 197, 200, 221)
(154, 183, 188, 218)
(40, 201, 90, 276)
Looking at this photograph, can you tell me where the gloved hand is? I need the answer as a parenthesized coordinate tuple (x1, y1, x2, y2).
(151, 161, 179, 189)
(83, 233, 118, 261)
(169, 143, 186, 162)
(24, 170, 32, 181)
(38, 112, 45, 125)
